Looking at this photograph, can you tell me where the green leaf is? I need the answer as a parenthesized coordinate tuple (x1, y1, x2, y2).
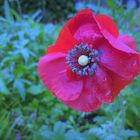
(21, 48, 30, 62)
(120, 129, 138, 138)
(30, 9, 42, 21)
(38, 125, 53, 139)
(10, 9, 21, 21)
(0, 78, 9, 95)
(4, 0, 14, 21)
(14, 80, 25, 101)
(53, 121, 66, 134)
(28, 85, 44, 95)
(107, 0, 114, 9)
(65, 130, 85, 140)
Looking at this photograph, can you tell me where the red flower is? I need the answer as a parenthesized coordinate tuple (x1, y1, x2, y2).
(38, 9, 140, 112)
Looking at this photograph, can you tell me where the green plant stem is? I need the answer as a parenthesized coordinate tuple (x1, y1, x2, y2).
(16, 0, 22, 18)
(119, 94, 125, 131)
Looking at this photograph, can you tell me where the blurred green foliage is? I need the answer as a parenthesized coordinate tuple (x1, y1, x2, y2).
(0, 0, 76, 22)
(0, 0, 140, 140)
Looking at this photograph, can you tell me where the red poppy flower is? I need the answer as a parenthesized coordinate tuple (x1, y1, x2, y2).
(38, 9, 140, 112)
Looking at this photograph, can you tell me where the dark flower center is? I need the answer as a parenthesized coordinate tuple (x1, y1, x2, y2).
(66, 44, 99, 76)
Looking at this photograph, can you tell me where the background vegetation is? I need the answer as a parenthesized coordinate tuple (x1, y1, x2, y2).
(0, 0, 140, 139)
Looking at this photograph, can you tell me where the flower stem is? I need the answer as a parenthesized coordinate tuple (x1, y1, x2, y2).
(119, 93, 125, 131)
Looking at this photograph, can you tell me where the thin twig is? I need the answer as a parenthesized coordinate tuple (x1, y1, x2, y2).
(119, 93, 125, 131)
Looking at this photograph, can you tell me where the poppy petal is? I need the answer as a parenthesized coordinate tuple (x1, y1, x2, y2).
(99, 40, 140, 80)
(38, 53, 66, 91)
(38, 53, 82, 101)
(46, 45, 59, 54)
(67, 9, 97, 34)
(65, 9, 102, 44)
(55, 26, 78, 53)
(52, 69, 83, 101)
(46, 9, 102, 54)
(74, 23, 102, 44)
(46, 9, 100, 54)
(108, 71, 132, 97)
(118, 34, 137, 51)
(96, 14, 119, 38)
(63, 76, 101, 112)
(97, 23, 137, 54)
(93, 66, 114, 103)
(46, 26, 78, 54)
